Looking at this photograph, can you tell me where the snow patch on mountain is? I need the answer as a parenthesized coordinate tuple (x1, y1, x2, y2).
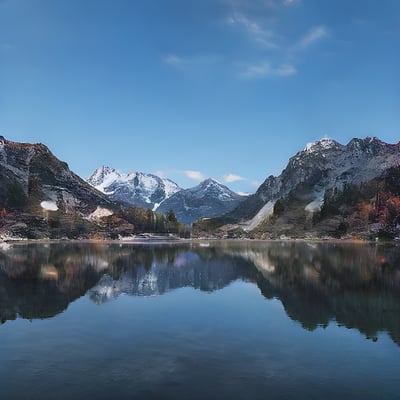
(305, 197, 324, 212)
(88, 206, 113, 220)
(40, 201, 58, 211)
(243, 200, 274, 231)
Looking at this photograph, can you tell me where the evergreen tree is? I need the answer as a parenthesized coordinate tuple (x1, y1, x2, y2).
(167, 209, 178, 223)
(273, 198, 285, 216)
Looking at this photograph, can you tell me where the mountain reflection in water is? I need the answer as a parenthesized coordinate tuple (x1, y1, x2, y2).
(0, 241, 399, 346)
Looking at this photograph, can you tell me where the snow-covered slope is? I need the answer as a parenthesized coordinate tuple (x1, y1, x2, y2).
(87, 166, 181, 210)
(157, 178, 245, 223)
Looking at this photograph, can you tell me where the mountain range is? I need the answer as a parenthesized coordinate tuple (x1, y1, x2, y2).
(0, 136, 245, 237)
(87, 166, 245, 223)
(1, 135, 399, 240)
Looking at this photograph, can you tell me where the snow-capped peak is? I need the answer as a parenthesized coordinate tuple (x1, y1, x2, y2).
(87, 166, 121, 192)
(196, 178, 233, 195)
(87, 166, 181, 210)
(304, 137, 338, 153)
(199, 178, 222, 187)
(87, 166, 120, 187)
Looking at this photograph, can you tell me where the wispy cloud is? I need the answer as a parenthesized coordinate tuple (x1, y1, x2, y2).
(226, 13, 277, 48)
(163, 2, 327, 80)
(297, 25, 328, 49)
(227, 14, 268, 37)
(223, 173, 246, 183)
(184, 170, 206, 181)
(225, 0, 301, 9)
(162, 53, 222, 75)
(240, 61, 296, 79)
(224, 1, 328, 78)
(282, 0, 302, 6)
(163, 54, 186, 68)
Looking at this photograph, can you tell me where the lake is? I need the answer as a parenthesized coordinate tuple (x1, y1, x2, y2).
(1, 240, 399, 400)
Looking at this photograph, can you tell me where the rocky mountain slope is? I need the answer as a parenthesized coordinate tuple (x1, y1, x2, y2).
(156, 178, 246, 224)
(87, 166, 180, 210)
(196, 137, 400, 239)
(0, 136, 120, 238)
(0, 136, 113, 213)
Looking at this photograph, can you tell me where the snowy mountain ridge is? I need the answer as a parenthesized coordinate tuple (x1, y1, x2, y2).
(87, 165, 181, 211)
(88, 167, 246, 223)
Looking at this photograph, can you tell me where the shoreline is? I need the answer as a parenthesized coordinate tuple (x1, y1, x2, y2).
(1, 236, 398, 247)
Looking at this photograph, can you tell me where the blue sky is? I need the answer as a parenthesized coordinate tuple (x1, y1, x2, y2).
(0, 0, 399, 193)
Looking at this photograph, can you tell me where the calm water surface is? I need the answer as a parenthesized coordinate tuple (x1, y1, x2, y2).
(1, 241, 400, 400)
